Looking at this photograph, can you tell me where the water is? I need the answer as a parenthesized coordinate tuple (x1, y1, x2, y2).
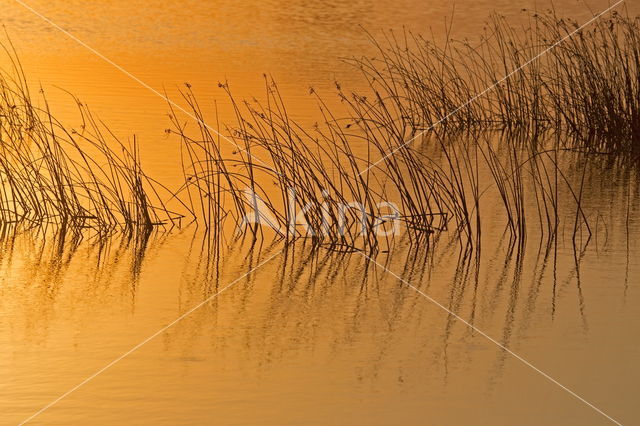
(1, 1, 639, 424)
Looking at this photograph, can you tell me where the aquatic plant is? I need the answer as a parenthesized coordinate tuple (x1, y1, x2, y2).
(3, 10, 632, 251)
(170, 81, 597, 254)
(347, 9, 640, 151)
(0, 41, 183, 234)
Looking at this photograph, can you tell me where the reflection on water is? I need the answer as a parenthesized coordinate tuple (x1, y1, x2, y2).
(1, 153, 638, 424)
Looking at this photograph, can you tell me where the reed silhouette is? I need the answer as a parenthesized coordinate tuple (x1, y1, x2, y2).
(0, 40, 183, 234)
(1, 10, 637, 253)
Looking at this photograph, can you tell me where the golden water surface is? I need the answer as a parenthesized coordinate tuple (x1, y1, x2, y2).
(1, 0, 639, 424)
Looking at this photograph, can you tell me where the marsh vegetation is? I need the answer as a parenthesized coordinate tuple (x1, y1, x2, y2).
(0, 11, 636, 254)
(168, 11, 638, 253)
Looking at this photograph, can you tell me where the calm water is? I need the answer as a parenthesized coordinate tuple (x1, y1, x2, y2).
(1, 1, 639, 425)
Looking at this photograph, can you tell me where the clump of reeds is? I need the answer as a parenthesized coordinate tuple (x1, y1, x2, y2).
(348, 9, 640, 152)
(169, 78, 461, 253)
(0, 41, 183, 234)
(170, 76, 596, 254)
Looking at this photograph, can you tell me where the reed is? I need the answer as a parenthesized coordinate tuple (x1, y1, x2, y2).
(0, 40, 183, 234)
(347, 9, 640, 152)
(171, 78, 596, 253)
(3, 10, 625, 251)
(170, 79, 462, 252)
